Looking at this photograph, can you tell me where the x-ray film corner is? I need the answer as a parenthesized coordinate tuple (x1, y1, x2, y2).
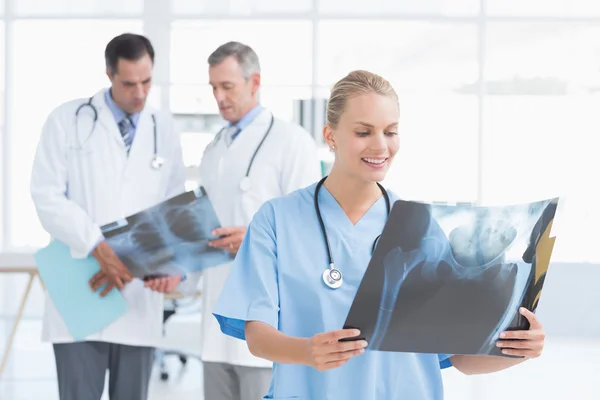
(531, 218, 555, 311)
(548, 196, 567, 238)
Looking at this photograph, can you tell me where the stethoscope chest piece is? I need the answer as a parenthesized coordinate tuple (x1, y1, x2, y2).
(151, 155, 165, 170)
(314, 176, 390, 291)
(323, 267, 343, 289)
(239, 176, 251, 192)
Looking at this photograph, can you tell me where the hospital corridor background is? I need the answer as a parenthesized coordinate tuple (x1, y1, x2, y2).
(2, 0, 600, 398)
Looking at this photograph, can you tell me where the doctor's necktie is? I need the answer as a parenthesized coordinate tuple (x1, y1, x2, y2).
(223, 125, 240, 147)
(118, 116, 134, 153)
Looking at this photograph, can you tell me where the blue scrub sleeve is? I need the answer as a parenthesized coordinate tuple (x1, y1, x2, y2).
(438, 354, 453, 369)
(212, 202, 280, 341)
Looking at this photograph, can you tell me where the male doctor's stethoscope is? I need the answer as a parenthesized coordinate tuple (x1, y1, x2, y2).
(315, 176, 391, 289)
(213, 112, 276, 192)
(74, 96, 165, 170)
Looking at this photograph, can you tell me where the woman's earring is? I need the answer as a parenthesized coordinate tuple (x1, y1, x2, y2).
(329, 145, 336, 152)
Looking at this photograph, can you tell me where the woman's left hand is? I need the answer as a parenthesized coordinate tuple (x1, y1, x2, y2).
(495, 307, 545, 358)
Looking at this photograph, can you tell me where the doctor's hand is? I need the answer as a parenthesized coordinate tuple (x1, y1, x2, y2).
(304, 329, 367, 371)
(89, 241, 133, 297)
(209, 226, 247, 254)
(495, 307, 545, 359)
(144, 275, 182, 294)
(89, 271, 117, 298)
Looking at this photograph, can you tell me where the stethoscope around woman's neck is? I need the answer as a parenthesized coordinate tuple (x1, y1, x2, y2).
(314, 176, 391, 289)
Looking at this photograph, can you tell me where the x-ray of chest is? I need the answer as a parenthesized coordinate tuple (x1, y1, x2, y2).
(343, 197, 559, 357)
(100, 186, 233, 279)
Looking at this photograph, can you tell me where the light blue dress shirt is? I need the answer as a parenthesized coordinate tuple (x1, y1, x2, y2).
(228, 104, 264, 142)
(104, 88, 141, 142)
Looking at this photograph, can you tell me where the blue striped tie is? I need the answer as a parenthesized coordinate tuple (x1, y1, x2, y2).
(118, 116, 133, 153)
(223, 125, 240, 147)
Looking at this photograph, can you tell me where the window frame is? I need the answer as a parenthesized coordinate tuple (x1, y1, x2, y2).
(1, 0, 599, 264)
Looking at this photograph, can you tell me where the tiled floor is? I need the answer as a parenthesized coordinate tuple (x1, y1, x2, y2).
(1, 317, 599, 400)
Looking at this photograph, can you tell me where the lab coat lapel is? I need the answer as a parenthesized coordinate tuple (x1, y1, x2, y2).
(91, 90, 156, 170)
(126, 110, 154, 171)
(207, 109, 272, 187)
(227, 109, 272, 154)
(91, 90, 127, 151)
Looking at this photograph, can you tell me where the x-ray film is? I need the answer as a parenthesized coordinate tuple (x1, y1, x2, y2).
(100, 186, 233, 279)
(343, 197, 559, 357)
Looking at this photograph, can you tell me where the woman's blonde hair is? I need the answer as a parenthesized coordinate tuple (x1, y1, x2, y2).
(326, 70, 398, 129)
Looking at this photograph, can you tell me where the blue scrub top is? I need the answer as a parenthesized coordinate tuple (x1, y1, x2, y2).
(213, 182, 453, 400)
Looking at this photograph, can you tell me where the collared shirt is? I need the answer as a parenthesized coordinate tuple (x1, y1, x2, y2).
(228, 104, 264, 142)
(104, 89, 142, 142)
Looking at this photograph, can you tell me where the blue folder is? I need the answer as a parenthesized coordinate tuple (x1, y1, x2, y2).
(34, 240, 128, 341)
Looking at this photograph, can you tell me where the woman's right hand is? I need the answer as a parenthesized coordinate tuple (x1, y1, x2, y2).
(304, 329, 368, 371)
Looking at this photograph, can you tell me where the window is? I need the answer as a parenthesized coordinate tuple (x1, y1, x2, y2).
(171, 0, 312, 15)
(483, 23, 600, 262)
(170, 20, 313, 87)
(8, 19, 143, 249)
(180, 131, 216, 189)
(13, 0, 142, 16)
(318, 0, 478, 15)
(487, 0, 600, 17)
(180, 132, 215, 169)
(382, 94, 479, 203)
(170, 84, 220, 115)
(318, 21, 479, 203)
(170, 84, 311, 124)
(146, 85, 162, 110)
(317, 21, 478, 93)
(482, 23, 600, 203)
(0, 23, 5, 248)
(481, 97, 598, 204)
(259, 86, 312, 124)
(484, 23, 600, 93)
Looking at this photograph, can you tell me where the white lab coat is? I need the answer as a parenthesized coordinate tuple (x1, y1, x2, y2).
(198, 108, 322, 368)
(30, 88, 187, 347)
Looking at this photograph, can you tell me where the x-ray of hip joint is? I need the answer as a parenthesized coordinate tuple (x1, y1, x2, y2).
(343, 197, 559, 357)
(100, 186, 233, 279)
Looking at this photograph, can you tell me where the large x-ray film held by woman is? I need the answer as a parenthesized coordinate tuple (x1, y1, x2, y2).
(212, 70, 547, 400)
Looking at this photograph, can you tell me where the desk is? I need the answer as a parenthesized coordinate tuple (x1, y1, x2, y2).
(0, 253, 38, 379)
